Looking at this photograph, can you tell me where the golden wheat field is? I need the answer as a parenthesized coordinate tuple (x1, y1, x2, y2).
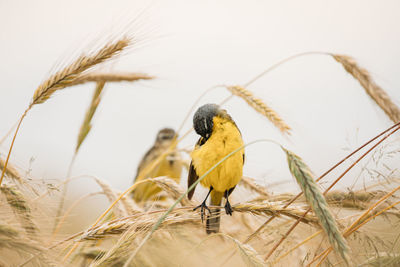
(1, 1, 400, 267)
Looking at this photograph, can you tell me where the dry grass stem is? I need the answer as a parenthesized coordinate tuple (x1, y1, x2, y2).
(282, 147, 349, 262)
(70, 72, 153, 86)
(226, 85, 291, 134)
(332, 54, 400, 123)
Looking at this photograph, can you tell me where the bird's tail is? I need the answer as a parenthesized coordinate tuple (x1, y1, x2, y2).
(206, 191, 223, 234)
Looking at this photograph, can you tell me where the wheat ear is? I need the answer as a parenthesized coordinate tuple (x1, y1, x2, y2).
(32, 38, 130, 106)
(332, 54, 400, 123)
(0, 37, 131, 186)
(282, 147, 349, 262)
(227, 85, 291, 134)
(76, 81, 105, 153)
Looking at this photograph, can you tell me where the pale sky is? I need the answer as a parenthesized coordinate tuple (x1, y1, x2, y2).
(1, 1, 399, 203)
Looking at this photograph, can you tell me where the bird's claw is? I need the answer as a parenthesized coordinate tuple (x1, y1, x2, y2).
(224, 200, 233, 216)
(194, 202, 211, 222)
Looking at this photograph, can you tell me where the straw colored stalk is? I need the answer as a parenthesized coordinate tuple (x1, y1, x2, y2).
(326, 190, 388, 210)
(69, 72, 153, 86)
(0, 186, 38, 236)
(76, 81, 105, 153)
(77, 199, 317, 242)
(0, 37, 131, 186)
(233, 201, 318, 225)
(282, 147, 349, 262)
(78, 212, 199, 241)
(93, 223, 145, 267)
(93, 178, 127, 217)
(332, 54, 400, 123)
(115, 191, 142, 215)
(227, 85, 291, 134)
(311, 185, 400, 266)
(31, 38, 130, 106)
(0, 158, 23, 183)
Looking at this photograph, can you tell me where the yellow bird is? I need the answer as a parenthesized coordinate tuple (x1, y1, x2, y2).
(132, 128, 183, 204)
(188, 104, 245, 234)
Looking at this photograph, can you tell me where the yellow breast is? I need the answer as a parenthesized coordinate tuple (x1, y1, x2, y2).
(134, 151, 182, 203)
(191, 116, 244, 193)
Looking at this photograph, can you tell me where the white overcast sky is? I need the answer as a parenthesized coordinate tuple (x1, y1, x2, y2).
(1, 0, 400, 201)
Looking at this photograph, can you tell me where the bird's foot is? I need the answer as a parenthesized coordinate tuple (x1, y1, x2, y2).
(224, 200, 233, 216)
(194, 201, 211, 222)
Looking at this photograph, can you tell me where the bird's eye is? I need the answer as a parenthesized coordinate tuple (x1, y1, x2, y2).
(159, 134, 172, 140)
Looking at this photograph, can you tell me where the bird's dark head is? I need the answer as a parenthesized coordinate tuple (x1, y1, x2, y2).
(155, 128, 176, 144)
(193, 103, 220, 139)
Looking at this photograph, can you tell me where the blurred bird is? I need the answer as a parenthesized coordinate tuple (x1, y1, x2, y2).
(188, 104, 245, 234)
(132, 128, 183, 203)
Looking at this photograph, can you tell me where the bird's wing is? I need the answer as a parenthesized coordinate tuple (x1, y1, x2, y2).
(187, 137, 206, 200)
(187, 161, 198, 200)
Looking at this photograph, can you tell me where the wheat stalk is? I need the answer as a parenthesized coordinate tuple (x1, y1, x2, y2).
(69, 72, 153, 86)
(0, 37, 132, 186)
(55, 81, 105, 234)
(282, 147, 349, 262)
(31, 38, 130, 106)
(332, 54, 400, 123)
(93, 178, 127, 217)
(227, 85, 291, 134)
(116, 191, 142, 215)
(0, 157, 23, 183)
(233, 202, 318, 225)
(78, 211, 199, 241)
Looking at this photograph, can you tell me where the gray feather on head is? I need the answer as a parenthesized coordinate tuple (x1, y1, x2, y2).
(193, 103, 220, 139)
(156, 128, 176, 142)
